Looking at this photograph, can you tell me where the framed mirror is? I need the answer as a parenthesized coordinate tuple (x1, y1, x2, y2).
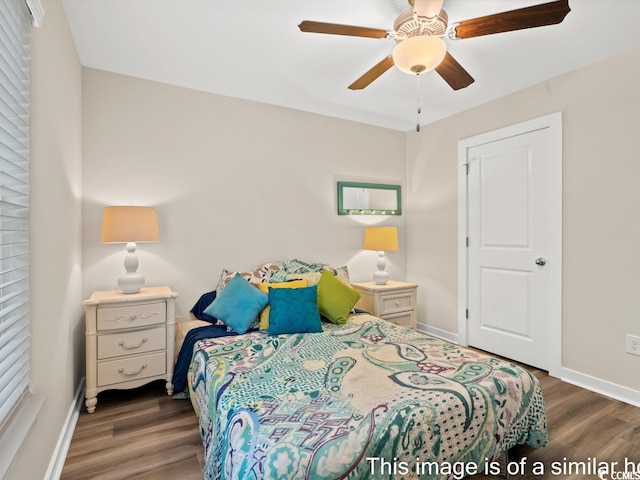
(337, 181, 402, 215)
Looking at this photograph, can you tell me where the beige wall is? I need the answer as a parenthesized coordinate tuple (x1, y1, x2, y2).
(406, 46, 640, 392)
(12, 3, 640, 474)
(81, 69, 407, 321)
(10, 1, 83, 479)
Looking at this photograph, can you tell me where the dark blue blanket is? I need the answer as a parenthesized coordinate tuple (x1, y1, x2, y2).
(172, 324, 238, 393)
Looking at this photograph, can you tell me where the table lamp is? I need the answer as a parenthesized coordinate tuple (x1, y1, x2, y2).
(101, 206, 159, 293)
(363, 226, 398, 285)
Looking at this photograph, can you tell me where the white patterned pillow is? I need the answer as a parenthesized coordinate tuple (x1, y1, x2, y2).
(215, 269, 263, 295)
(287, 266, 350, 286)
(254, 261, 289, 282)
(285, 259, 349, 281)
(215, 261, 289, 294)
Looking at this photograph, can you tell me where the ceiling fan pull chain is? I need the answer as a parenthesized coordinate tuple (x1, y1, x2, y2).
(416, 73, 421, 132)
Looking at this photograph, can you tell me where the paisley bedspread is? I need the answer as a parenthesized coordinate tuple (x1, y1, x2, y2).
(187, 314, 547, 479)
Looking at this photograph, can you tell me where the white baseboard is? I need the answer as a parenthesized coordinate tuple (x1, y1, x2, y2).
(560, 368, 640, 408)
(417, 323, 461, 344)
(45, 378, 85, 480)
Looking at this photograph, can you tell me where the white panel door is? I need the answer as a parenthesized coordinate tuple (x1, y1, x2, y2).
(465, 122, 561, 370)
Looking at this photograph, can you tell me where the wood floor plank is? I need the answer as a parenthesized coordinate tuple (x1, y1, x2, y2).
(61, 381, 202, 480)
(61, 371, 640, 480)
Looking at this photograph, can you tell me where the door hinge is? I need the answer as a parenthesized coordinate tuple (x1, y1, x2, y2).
(466, 236, 469, 247)
(466, 309, 469, 319)
(465, 163, 469, 175)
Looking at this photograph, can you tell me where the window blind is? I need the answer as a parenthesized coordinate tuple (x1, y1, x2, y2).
(0, 0, 31, 431)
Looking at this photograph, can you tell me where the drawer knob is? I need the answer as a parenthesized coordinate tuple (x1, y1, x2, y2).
(118, 364, 147, 376)
(128, 315, 137, 322)
(118, 338, 148, 349)
(395, 301, 401, 307)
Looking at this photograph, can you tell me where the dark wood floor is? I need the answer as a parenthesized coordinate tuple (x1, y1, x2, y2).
(61, 381, 203, 480)
(61, 368, 640, 480)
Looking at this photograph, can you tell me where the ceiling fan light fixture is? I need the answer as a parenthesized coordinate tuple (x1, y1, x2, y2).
(392, 35, 447, 75)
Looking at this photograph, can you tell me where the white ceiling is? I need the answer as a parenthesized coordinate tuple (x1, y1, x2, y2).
(61, 0, 640, 132)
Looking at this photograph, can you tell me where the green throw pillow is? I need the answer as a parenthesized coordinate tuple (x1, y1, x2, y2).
(317, 268, 360, 324)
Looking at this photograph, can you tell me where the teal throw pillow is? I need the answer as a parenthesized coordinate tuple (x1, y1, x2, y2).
(267, 285, 322, 336)
(317, 268, 360, 324)
(204, 273, 268, 334)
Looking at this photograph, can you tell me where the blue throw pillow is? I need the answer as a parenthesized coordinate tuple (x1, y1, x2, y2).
(204, 273, 268, 334)
(267, 285, 322, 336)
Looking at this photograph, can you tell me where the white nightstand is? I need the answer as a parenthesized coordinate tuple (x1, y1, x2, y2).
(351, 280, 418, 329)
(84, 286, 178, 413)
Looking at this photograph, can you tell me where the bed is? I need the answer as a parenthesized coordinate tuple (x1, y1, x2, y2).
(176, 260, 548, 480)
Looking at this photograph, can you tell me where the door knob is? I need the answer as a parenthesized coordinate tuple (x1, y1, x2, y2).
(535, 258, 547, 266)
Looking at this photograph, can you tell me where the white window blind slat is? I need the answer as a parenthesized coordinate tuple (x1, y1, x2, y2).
(0, 339, 27, 391)
(0, 319, 29, 412)
(0, 0, 30, 432)
(0, 313, 27, 356)
(0, 23, 29, 82)
(0, 294, 27, 320)
(0, 99, 30, 135)
(0, 361, 29, 422)
(0, 272, 28, 292)
(0, 120, 30, 153)
(0, 152, 28, 176)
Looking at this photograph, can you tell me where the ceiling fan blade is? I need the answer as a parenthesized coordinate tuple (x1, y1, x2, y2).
(435, 52, 475, 90)
(348, 56, 395, 90)
(298, 21, 388, 39)
(453, 0, 571, 39)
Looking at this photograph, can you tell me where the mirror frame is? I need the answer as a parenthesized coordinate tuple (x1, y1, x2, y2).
(337, 181, 402, 215)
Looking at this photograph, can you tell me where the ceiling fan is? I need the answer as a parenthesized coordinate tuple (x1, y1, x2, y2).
(298, 0, 571, 91)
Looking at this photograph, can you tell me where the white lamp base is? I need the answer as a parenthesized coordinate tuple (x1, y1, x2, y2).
(118, 272, 145, 294)
(118, 242, 145, 294)
(372, 270, 389, 285)
(372, 251, 390, 285)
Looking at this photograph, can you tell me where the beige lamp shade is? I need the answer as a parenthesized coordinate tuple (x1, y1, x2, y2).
(363, 227, 398, 285)
(101, 206, 159, 294)
(101, 206, 159, 243)
(363, 227, 399, 252)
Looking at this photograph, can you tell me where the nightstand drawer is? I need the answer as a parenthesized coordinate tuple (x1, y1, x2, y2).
(98, 326, 166, 360)
(97, 352, 166, 387)
(351, 281, 418, 330)
(382, 311, 414, 328)
(97, 301, 166, 331)
(379, 291, 415, 316)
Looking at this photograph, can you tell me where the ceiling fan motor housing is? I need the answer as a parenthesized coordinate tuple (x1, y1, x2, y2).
(393, 8, 448, 41)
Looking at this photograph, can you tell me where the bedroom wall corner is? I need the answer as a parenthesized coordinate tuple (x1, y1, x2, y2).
(405, 124, 460, 337)
(8, 1, 84, 479)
